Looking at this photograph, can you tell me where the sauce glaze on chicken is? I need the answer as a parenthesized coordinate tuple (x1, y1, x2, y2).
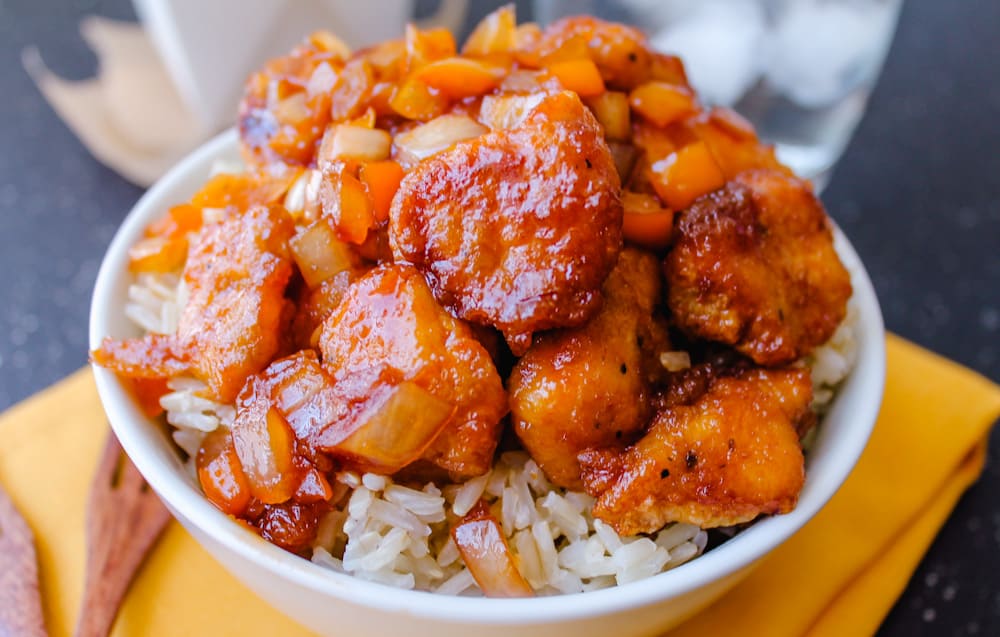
(93, 7, 851, 567)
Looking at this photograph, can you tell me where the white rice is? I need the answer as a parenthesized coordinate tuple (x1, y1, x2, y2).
(126, 232, 859, 596)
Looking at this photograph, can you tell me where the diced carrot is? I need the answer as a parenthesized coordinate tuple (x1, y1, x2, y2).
(584, 91, 631, 140)
(648, 52, 689, 86)
(414, 57, 505, 99)
(708, 106, 757, 140)
(146, 203, 202, 238)
(191, 172, 299, 211)
(546, 58, 605, 97)
(127, 376, 171, 418)
(404, 24, 457, 74)
(349, 107, 376, 129)
(197, 427, 252, 516)
(629, 82, 697, 128)
(621, 191, 676, 249)
(128, 235, 188, 273)
(389, 76, 450, 121)
(648, 141, 726, 210)
(360, 160, 405, 222)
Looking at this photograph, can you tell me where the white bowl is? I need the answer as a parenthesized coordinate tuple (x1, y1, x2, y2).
(90, 129, 886, 637)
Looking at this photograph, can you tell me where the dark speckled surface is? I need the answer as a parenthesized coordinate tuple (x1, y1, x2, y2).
(1, 0, 997, 633)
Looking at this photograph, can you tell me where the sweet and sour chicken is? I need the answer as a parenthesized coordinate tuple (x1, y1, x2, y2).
(93, 6, 853, 560)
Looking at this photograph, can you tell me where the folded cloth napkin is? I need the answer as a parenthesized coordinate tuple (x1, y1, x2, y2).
(22, 17, 207, 188)
(0, 335, 997, 636)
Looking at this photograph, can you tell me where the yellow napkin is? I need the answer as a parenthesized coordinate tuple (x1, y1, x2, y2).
(0, 335, 997, 637)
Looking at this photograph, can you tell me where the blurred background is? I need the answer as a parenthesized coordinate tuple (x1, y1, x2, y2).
(1, 0, 998, 634)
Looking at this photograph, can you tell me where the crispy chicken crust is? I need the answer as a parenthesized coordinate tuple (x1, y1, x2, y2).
(94, 206, 295, 403)
(317, 264, 508, 477)
(664, 170, 852, 366)
(178, 206, 296, 402)
(509, 248, 670, 489)
(580, 367, 812, 534)
(389, 91, 623, 355)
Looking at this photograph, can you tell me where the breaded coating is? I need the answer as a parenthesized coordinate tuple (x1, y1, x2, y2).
(390, 91, 622, 355)
(509, 248, 671, 489)
(579, 367, 812, 534)
(664, 170, 852, 366)
(317, 265, 508, 477)
(178, 206, 296, 402)
(93, 206, 295, 403)
(536, 16, 688, 90)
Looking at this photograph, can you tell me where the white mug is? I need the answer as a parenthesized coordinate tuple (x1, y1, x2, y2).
(133, 0, 469, 133)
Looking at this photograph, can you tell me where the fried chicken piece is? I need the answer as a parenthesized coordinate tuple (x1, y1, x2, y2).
(535, 16, 688, 90)
(390, 91, 622, 355)
(509, 248, 671, 489)
(580, 367, 812, 534)
(177, 206, 296, 402)
(664, 170, 852, 366)
(317, 265, 508, 477)
(93, 206, 295, 403)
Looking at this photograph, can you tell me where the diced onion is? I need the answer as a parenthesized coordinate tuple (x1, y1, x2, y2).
(394, 115, 487, 167)
(660, 351, 692, 372)
(306, 61, 337, 97)
(478, 93, 545, 130)
(232, 385, 299, 505)
(333, 381, 455, 473)
(289, 220, 357, 288)
(452, 501, 535, 598)
(462, 5, 516, 56)
(272, 92, 310, 125)
(318, 125, 392, 166)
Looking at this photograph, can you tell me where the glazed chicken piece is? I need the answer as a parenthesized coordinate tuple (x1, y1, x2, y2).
(579, 367, 812, 534)
(390, 90, 622, 355)
(177, 205, 296, 402)
(316, 264, 508, 477)
(94, 206, 295, 403)
(509, 248, 671, 489)
(534, 16, 688, 90)
(664, 169, 852, 366)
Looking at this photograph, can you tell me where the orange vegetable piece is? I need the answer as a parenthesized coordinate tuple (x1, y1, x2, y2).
(648, 141, 726, 210)
(413, 57, 505, 99)
(546, 58, 606, 97)
(360, 160, 405, 222)
(128, 235, 188, 273)
(629, 82, 697, 128)
(127, 376, 171, 418)
(191, 172, 299, 211)
(389, 76, 450, 121)
(404, 24, 457, 74)
(620, 191, 676, 249)
(197, 427, 252, 516)
(233, 381, 300, 505)
(146, 203, 203, 239)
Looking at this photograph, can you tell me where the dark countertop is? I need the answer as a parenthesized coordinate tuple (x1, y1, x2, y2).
(1, 0, 997, 634)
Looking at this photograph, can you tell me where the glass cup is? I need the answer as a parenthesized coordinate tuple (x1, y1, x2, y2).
(533, 0, 903, 190)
